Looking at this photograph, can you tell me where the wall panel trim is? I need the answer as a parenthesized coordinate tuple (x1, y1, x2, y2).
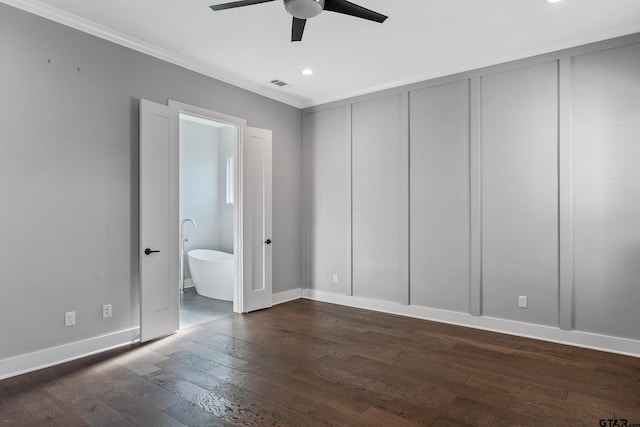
(400, 91, 410, 305)
(469, 77, 482, 316)
(558, 57, 574, 331)
(346, 104, 354, 296)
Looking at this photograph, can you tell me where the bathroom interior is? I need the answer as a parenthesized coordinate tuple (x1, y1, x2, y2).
(179, 113, 237, 329)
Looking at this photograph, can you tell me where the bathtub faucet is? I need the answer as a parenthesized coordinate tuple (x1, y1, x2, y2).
(180, 218, 198, 293)
(181, 218, 198, 242)
(182, 218, 198, 229)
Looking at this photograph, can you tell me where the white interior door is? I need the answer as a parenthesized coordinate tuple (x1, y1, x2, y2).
(139, 99, 179, 341)
(240, 126, 273, 312)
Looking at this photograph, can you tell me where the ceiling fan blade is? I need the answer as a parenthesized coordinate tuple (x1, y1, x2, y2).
(210, 0, 276, 11)
(291, 17, 307, 42)
(323, 0, 388, 23)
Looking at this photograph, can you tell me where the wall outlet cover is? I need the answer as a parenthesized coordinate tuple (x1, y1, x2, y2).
(518, 295, 528, 308)
(65, 311, 76, 326)
(103, 304, 112, 318)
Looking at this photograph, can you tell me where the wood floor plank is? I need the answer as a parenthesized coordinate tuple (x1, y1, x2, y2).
(1, 299, 638, 426)
(100, 388, 186, 427)
(394, 351, 470, 384)
(162, 400, 235, 427)
(94, 364, 185, 411)
(64, 396, 128, 427)
(155, 350, 356, 425)
(430, 414, 477, 427)
(463, 369, 568, 402)
(299, 360, 443, 424)
(235, 357, 369, 418)
(566, 391, 640, 421)
(358, 406, 427, 426)
(441, 396, 542, 427)
(0, 405, 46, 426)
(15, 386, 90, 426)
(507, 394, 602, 427)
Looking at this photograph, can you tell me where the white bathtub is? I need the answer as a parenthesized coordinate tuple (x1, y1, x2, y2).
(187, 249, 234, 301)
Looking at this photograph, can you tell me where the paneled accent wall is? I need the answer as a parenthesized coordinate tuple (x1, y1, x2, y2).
(302, 34, 640, 347)
(571, 43, 640, 340)
(480, 62, 559, 326)
(303, 106, 350, 295)
(352, 94, 408, 302)
(409, 81, 470, 313)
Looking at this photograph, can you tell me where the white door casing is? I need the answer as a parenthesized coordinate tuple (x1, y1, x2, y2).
(139, 99, 179, 342)
(239, 126, 273, 313)
(139, 100, 273, 340)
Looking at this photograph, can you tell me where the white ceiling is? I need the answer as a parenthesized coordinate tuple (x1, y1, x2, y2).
(5, 0, 640, 108)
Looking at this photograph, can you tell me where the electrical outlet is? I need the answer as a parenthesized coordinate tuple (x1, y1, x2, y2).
(518, 295, 528, 308)
(103, 304, 112, 319)
(332, 274, 338, 283)
(65, 311, 76, 327)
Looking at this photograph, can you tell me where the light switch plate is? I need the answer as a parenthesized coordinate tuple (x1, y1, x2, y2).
(518, 295, 528, 308)
(65, 311, 76, 326)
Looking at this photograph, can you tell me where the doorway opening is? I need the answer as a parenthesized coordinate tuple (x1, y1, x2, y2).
(178, 113, 237, 329)
(139, 98, 272, 342)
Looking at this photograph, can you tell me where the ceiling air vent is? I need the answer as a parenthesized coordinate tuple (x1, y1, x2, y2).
(270, 79, 289, 87)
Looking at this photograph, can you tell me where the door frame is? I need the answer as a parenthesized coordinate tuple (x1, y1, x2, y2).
(169, 101, 247, 314)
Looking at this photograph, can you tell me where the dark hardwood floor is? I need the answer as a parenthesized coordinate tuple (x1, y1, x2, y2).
(1, 299, 639, 426)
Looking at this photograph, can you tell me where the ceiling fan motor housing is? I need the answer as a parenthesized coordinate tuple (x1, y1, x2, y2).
(284, 0, 325, 19)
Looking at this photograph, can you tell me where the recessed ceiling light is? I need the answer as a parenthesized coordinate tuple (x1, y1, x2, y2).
(544, 0, 563, 3)
(302, 68, 314, 76)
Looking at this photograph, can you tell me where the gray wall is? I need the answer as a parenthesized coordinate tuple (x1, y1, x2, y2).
(352, 94, 408, 302)
(409, 81, 470, 313)
(481, 62, 559, 327)
(0, 3, 302, 360)
(303, 106, 350, 295)
(302, 34, 640, 341)
(572, 43, 640, 340)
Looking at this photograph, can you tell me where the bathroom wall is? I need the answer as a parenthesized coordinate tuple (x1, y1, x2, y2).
(0, 3, 302, 365)
(180, 119, 219, 280)
(218, 126, 236, 254)
(302, 33, 640, 350)
(180, 120, 236, 281)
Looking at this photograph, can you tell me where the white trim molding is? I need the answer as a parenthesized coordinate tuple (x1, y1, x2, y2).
(302, 289, 640, 358)
(273, 288, 303, 306)
(0, 0, 304, 109)
(0, 327, 139, 380)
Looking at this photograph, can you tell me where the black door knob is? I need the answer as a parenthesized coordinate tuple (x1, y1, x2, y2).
(144, 248, 160, 255)
(264, 239, 272, 245)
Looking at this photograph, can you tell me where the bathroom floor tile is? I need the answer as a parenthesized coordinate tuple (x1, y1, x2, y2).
(179, 288, 233, 329)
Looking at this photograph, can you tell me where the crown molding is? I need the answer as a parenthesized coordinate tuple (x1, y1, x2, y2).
(1, 0, 306, 109)
(4, 1, 640, 111)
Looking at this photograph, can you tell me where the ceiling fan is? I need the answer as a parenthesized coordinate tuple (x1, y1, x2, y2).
(210, 0, 388, 42)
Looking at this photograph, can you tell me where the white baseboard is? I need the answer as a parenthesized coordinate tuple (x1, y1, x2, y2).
(4, 288, 636, 381)
(183, 278, 194, 289)
(273, 288, 302, 306)
(0, 327, 139, 380)
(302, 289, 640, 358)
